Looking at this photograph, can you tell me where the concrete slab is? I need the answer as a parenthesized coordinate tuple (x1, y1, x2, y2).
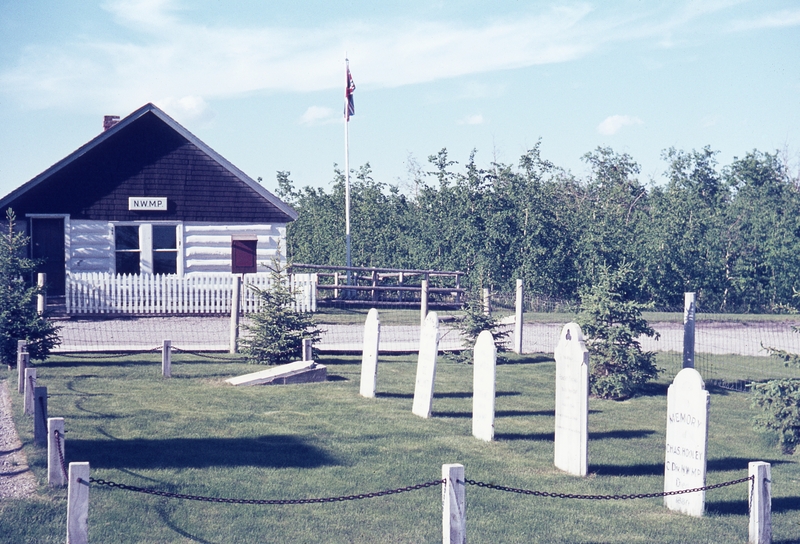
(226, 360, 327, 386)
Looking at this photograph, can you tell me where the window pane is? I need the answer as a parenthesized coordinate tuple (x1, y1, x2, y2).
(116, 252, 140, 275)
(115, 225, 139, 250)
(153, 252, 177, 275)
(153, 225, 177, 250)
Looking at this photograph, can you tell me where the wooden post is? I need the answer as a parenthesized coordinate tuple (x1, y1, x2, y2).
(67, 462, 90, 544)
(302, 338, 313, 362)
(162, 340, 172, 378)
(513, 279, 524, 354)
(482, 288, 491, 315)
(749, 461, 771, 544)
(683, 292, 696, 369)
(420, 279, 429, 328)
(24, 368, 36, 416)
(230, 275, 241, 354)
(17, 350, 28, 394)
(34, 386, 47, 447)
(371, 270, 378, 302)
(455, 273, 462, 305)
(398, 272, 404, 302)
(442, 463, 466, 544)
(48, 417, 66, 487)
(334, 272, 340, 299)
(37, 272, 47, 315)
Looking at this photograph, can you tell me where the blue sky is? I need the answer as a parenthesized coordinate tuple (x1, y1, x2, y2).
(1, 0, 798, 198)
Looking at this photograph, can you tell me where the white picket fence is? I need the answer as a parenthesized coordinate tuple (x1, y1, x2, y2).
(65, 272, 317, 315)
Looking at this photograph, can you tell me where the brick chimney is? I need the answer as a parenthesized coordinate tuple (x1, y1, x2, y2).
(103, 115, 120, 131)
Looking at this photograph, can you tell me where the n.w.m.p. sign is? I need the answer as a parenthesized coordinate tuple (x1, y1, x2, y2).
(129, 197, 167, 211)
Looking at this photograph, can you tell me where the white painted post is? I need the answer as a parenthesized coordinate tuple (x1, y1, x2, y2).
(34, 386, 47, 447)
(37, 272, 47, 315)
(24, 368, 36, 416)
(67, 462, 90, 544)
(48, 417, 66, 487)
(442, 463, 466, 544)
(472, 331, 497, 441)
(162, 340, 171, 378)
(554, 323, 589, 477)
(513, 279, 523, 354)
(17, 350, 28, 394)
(749, 462, 772, 544)
(359, 309, 380, 398)
(230, 275, 241, 354)
(412, 312, 440, 418)
(420, 279, 429, 328)
(482, 288, 491, 315)
(302, 338, 313, 362)
(683, 292, 696, 369)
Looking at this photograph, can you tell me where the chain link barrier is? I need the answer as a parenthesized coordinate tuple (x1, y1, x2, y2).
(54, 430, 69, 479)
(171, 346, 247, 363)
(55, 347, 162, 359)
(87, 477, 444, 505)
(464, 476, 754, 500)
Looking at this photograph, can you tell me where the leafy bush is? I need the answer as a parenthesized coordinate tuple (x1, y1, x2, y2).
(752, 379, 800, 454)
(450, 290, 508, 364)
(240, 256, 319, 365)
(0, 209, 60, 364)
(577, 263, 659, 400)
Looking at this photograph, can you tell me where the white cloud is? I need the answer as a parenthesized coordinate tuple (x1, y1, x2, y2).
(458, 114, 485, 125)
(728, 9, 800, 31)
(597, 115, 643, 135)
(299, 106, 335, 125)
(155, 95, 214, 125)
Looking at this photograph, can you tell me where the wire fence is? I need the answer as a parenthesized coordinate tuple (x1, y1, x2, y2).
(47, 293, 800, 389)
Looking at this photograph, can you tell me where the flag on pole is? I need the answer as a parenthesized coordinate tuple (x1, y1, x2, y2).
(345, 61, 355, 121)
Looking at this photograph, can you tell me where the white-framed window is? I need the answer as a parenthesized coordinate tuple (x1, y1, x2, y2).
(113, 222, 183, 275)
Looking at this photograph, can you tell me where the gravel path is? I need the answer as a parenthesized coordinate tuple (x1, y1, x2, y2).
(0, 379, 37, 500)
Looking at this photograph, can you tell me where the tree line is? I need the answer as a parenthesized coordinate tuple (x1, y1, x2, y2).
(276, 144, 800, 313)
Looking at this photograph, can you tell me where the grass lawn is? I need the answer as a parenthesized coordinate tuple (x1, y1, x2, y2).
(3, 351, 799, 543)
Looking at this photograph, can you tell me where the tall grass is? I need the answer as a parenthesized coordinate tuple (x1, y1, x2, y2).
(2, 351, 799, 543)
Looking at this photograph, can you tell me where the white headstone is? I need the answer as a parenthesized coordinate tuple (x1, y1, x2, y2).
(554, 322, 589, 476)
(225, 360, 326, 386)
(412, 311, 440, 418)
(359, 309, 381, 398)
(664, 368, 709, 516)
(472, 330, 497, 441)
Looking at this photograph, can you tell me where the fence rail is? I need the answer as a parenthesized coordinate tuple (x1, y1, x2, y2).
(65, 272, 317, 315)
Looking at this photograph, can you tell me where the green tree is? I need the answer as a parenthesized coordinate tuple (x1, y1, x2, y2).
(0, 209, 60, 364)
(577, 262, 660, 400)
(240, 254, 320, 365)
(451, 290, 509, 364)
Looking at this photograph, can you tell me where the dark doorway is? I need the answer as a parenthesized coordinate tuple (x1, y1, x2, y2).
(31, 218, 66, 296)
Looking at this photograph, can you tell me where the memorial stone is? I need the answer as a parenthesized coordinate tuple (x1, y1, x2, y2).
(412, 311, 440, 418)
(472, 330, 497, 441)
(554, 322, 589, 476)
(664, 368, 709, 516)
(359, 308, 381, 398)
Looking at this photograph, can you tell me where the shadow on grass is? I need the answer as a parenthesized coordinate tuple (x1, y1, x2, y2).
(326, 375, 348, 382)
(496, 432, 554, 441)
(498, 354, 554, 365)
(707, 457, 796, 472)
(156, 506, 217, 544)
(705, 496, 800, 517)
(434, 409, 554, 419)
(589, 430, 656, 440)
(68, 435, 338, 469)
(376, 390, 521, 400)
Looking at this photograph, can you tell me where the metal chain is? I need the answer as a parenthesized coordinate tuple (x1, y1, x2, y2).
(54, 430, 69, 479)
(88, 478, 444, 505)
(464, 476, 753, 500)
(171, 347, 247, 362)
(56, 347, 162, 359)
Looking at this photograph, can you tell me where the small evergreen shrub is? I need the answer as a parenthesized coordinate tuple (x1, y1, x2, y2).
(451, 290, 508, 364)
(577, 263, 659, 400)
(752, 379, 800, 454)
(240, 256, 319, 365)
(0, 209, 60, 364)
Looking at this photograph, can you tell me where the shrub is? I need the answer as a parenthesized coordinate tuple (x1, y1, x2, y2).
(0, 209, 60, 364)
(450, 290, 508, 364)
(240, 255, 319, 365)
(752, 379, 800, 454)
(577, 263, 659, 400)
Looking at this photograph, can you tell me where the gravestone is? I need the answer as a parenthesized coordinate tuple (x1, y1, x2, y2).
(554, 322, 589, 476)
(359, 308, 381, 398)
(472, 330, 497, 441)
(664, 367, 709, 516)
(412, 311, 440, 418)
(226, 360, 327, 386)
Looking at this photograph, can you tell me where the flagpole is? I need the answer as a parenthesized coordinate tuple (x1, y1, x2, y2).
(344, 58, 352, 288)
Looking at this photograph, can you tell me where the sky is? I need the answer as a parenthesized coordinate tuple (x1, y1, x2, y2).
(1, 0, 799, 198)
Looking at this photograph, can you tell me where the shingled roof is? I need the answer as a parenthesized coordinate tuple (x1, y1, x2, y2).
(0, 103, 297, 223)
